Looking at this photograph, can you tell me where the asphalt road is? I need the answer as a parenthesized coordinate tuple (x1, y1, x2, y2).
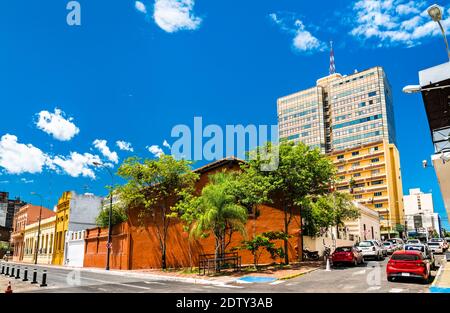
(1, 255, 444, 293)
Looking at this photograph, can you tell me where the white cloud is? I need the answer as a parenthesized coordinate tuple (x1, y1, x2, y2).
(350, 1, 450, 47)
(147, 145, 164, 158)
(0, 180, 9, 184)
(135, 1, 147, 13)
(93, 139, 119, 164)
(52, 152, 101, 179)
(20, 178, 34, 184)
(116, 140, 134, 152)
(36, 108, 80, 141)
(162, 140, 171, 149)
(0, 134, 49, 174)
(153, 0, 202, 33)
(269, 13, 325, 53)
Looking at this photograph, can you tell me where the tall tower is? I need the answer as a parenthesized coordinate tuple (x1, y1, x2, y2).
(329, 41, 336, 75)
(277, 66, 404, 238)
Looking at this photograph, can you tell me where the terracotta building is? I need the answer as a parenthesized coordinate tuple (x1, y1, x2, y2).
(84, 158, 302, 270)
(10, 204, 55, 262)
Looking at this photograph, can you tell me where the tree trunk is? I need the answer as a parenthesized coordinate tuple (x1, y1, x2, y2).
(284, 205, 289, 265)
(162, 244, 167, 269)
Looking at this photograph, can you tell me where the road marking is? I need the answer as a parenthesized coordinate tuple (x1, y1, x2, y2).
(144, 281, 165, 285)
(389, 288, 404, 293)
(214, 284, 244, 289)
(119, 283, 152, 290)
(270, 280, 285, 285)
(343, 285, 355, 290)
(367, 286, 381, 291)
(352, 270, 366, 276)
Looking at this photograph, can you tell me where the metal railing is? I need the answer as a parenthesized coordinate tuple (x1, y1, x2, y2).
(198, 252, 241, 275)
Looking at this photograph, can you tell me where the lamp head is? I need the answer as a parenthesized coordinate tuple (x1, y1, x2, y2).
(427, 4, 443, 22)
(402, 85, 421, 94)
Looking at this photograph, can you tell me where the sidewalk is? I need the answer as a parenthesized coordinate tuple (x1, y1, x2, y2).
(1, 260, 321, 286)
(429, 257, 450, 293)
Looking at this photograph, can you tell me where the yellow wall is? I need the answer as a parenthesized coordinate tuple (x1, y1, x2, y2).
(52, 191, 71, 265)
(23, 216, 56, 265)
(328, 140, 405, 237)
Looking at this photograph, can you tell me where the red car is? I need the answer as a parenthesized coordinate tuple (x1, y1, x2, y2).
(386, 250, 431, 283)
(331, 246, 364, 267)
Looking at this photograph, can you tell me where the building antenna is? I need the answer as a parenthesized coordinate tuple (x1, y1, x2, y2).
(329, 41, 336, 75)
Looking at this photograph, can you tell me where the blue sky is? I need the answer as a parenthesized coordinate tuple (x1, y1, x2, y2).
(0, 0, 449, 228)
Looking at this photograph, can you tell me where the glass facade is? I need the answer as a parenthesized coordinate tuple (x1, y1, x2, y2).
(277, 67, 397, 153)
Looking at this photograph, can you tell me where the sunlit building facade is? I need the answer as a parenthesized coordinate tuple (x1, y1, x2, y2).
(278, 67, 405, 237)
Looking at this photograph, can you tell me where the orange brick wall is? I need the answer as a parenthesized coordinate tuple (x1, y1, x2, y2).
(83, 160, 302, 270)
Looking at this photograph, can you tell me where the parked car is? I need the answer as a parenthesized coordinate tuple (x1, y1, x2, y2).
(374, 240, 388, 256)
(331, 246, 364, 267)
(387, 238, 404, 250)
(356, 240, 384, 260)
(382, 241, 395, 254)
(427, 241, 444, 254)
(406, 239, 421, 245)
(404, 244, 436, 270)
(430, 238, 448, 251)
(386, 250, 432, 283)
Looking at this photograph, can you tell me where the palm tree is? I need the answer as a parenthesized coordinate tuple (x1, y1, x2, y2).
(190, 172, 248, 270)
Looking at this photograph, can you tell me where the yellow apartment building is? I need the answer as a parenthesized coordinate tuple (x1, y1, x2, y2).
(328, 140, 405, 238)
(23, 215, 56, 264)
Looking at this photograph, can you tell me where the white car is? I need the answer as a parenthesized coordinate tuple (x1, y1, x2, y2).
(430, 238, 448, 251)
(382, 242, 395, 254)
(387, 238, 404, 250)
(406, 239, 421, 245)
(428, 241, 444, 254)
(356, 240, 384, 260)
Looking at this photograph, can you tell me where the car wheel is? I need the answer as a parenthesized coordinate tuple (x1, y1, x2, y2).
(353, 258, 358, 267)
(361, 257, 365, 264)
(387, 276, 394, 282)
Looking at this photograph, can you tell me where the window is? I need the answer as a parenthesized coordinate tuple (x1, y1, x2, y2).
(339, 176, 345, 180)
(375, 203, 383, 208)
(374, 192, 382, 197)
(352, 151, 359, 156)
(338, 165, 345, 170)
(337, 186, 348, 191)
(354, 195, 362, 199)
(353, 173, 361, 177)
(372, 180, 383, 185)
(371, 169, 380, 175)
(371, 158, 379, 163)
(368, 91, 377, 97)
(352, 162, 360, 168)
(337, 155, 344, 160)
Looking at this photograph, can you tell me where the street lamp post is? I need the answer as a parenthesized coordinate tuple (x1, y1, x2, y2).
(427, 4, 450, 62)
(93, 161, 114, 271)
(30, 192, 43, 265)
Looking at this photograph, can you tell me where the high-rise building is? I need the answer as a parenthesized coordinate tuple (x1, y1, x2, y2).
(403, 188, 441, 237)
(277, 67, 396, 153)
(277, 66, 405, 237)
(0, 191, 26, 235)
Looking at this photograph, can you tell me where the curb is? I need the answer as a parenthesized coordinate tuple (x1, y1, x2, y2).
(0, 261, 232, 286)
(279, 267, 320, 280)
(429, 256, 450, 293)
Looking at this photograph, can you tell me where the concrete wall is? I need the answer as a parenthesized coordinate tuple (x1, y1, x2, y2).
(304, 236, 355, 255)
(65, 230, 86, 267)
(69, 193, 103, 232)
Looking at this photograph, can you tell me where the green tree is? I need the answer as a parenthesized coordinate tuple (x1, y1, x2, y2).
(116, 155, 198, 269)
(243, 141, 337, 264)
(240, 234, 273, 269)
(176, 172, 248, 271)
(95, 203, 128, 227)
(301, 192, 360, 237)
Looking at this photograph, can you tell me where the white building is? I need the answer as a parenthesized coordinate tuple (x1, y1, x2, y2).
(403, 188, 441, 236)
(344, 201, 381, 242)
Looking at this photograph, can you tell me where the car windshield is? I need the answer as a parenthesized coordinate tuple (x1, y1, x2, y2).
(335, 247, 352, 252)
(391, 254, 420, 261)
(383, 243, 391, 246)
(428, 242, 439, 246)
(431, 239, 442, 242)
(405, 245, 424, 252)
(358, 241, 373, 247)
